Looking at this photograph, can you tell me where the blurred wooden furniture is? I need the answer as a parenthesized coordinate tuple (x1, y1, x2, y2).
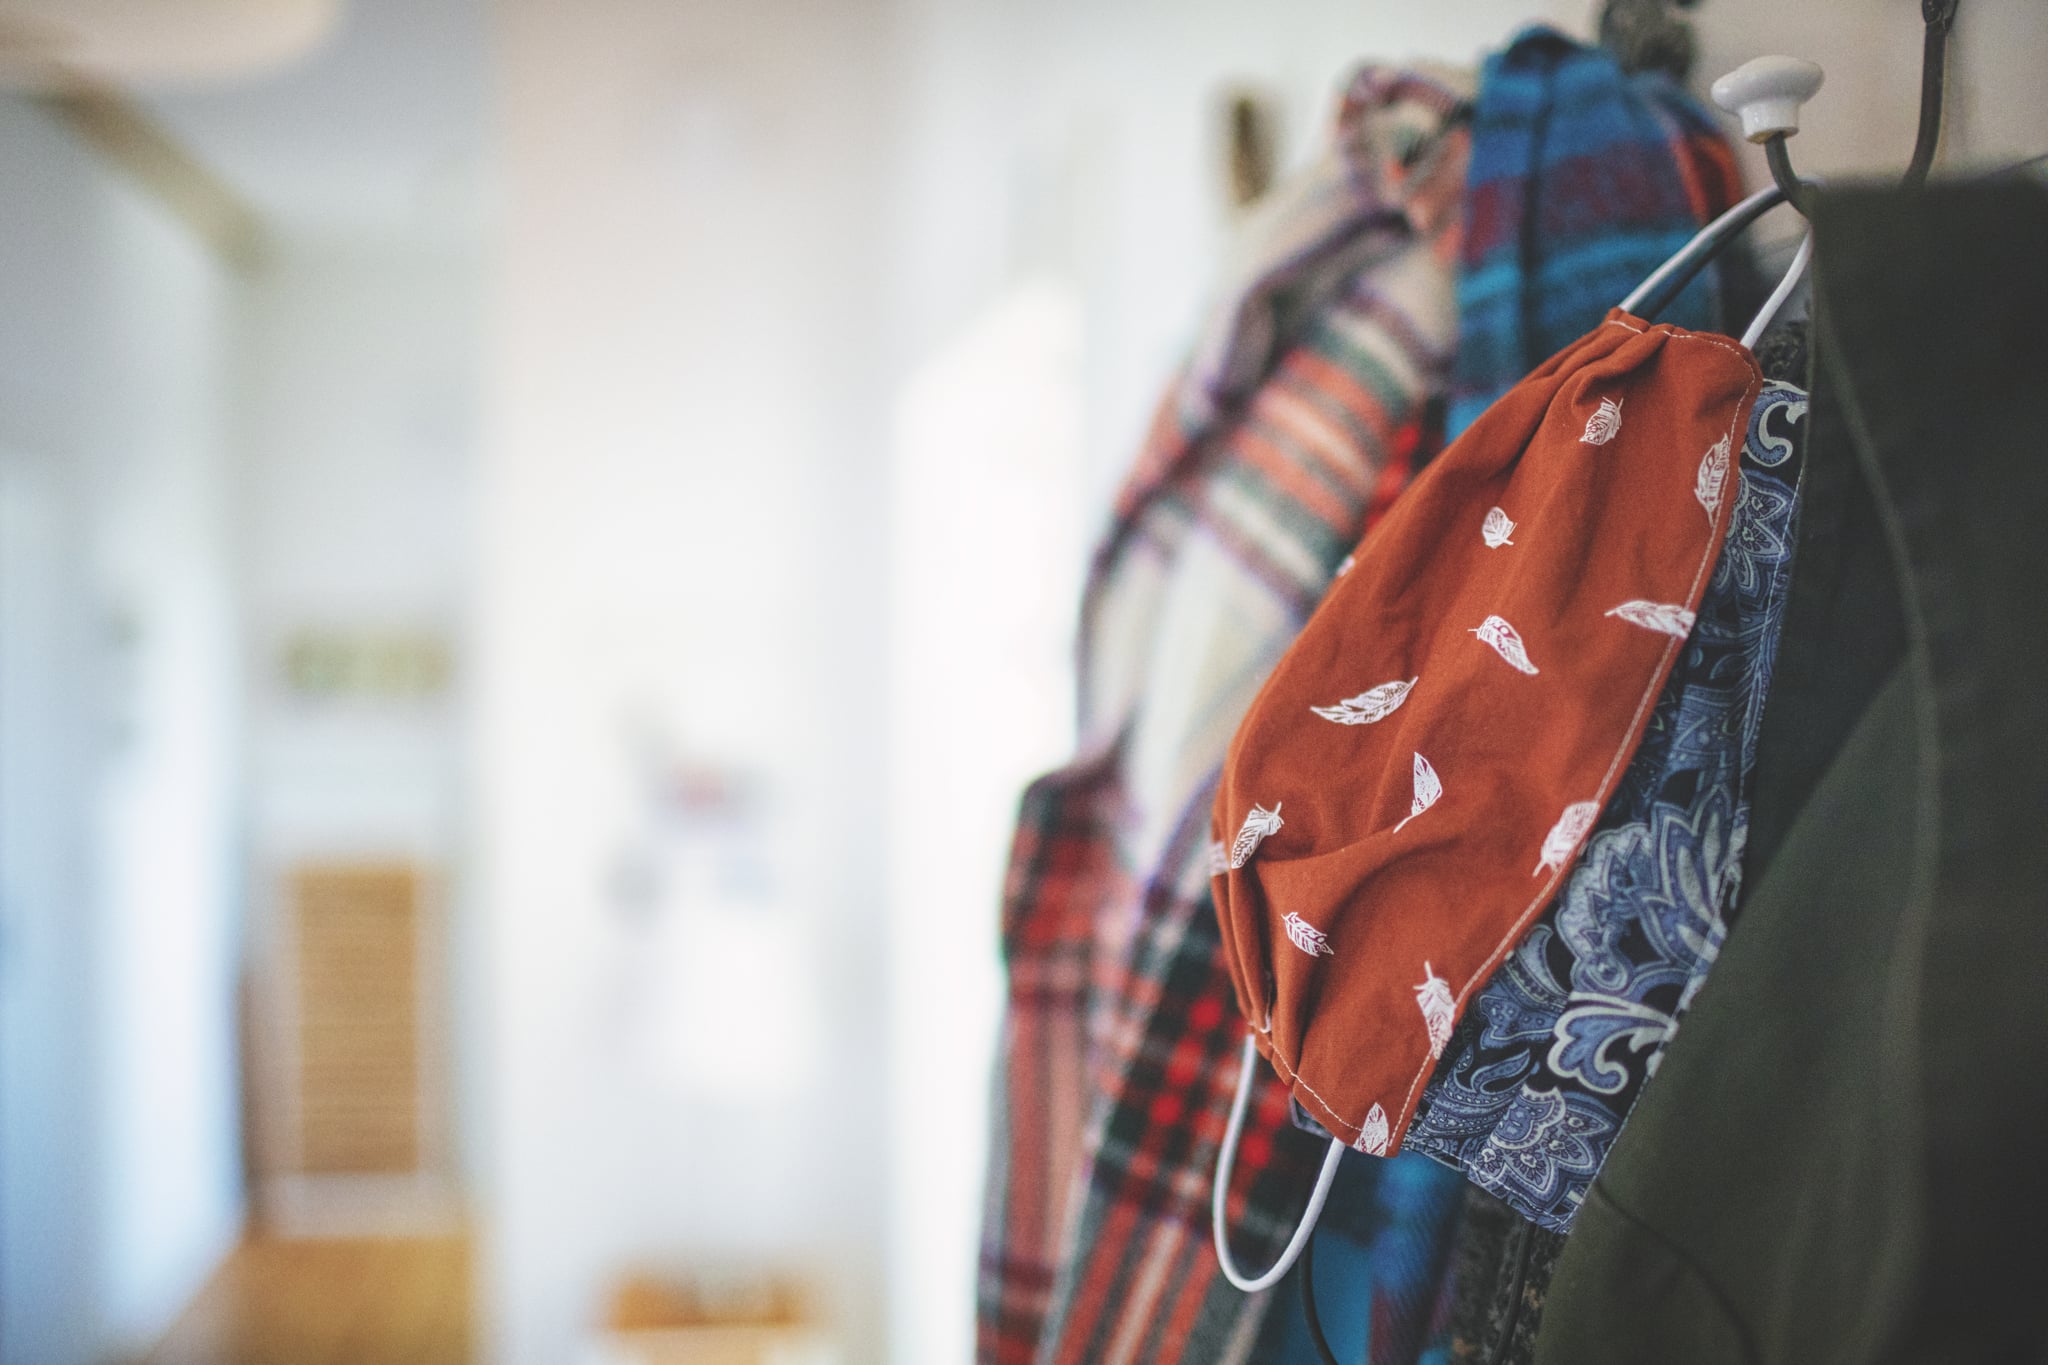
(140, 1235, 470, 1365)
(585, 1326, 836, 1365)
(293, 864, 421, 1174)
(584, 1274, 838, 1365)
(250, 860, 457, 1234)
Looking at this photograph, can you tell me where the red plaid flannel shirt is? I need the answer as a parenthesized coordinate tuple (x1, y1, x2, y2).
(978, 67, 1473, 1365)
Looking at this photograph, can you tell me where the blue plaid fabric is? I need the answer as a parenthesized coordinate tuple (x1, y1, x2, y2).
(1448, 27, 1740, 438)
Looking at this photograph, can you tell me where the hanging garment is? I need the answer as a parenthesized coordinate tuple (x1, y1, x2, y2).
(1258, 1151, 1467, 1364)
(1531, 180, 2048, 1364)
(1400, 374, 1807, 1232)
(1438, 320, 1810, 1365)
(978, 67, 1473, 1365)
(1262, 38, 1745, 1356)
(1445, 1182, 1567, 1365)
(1212, 310, 1759, 1161)
(1261, 1154, 1474, 1365)
(1279, 16, 1738, 1147)
(1449, 27, 1740, 440)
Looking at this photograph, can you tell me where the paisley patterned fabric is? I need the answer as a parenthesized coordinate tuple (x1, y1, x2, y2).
(1399, 379, 1808, 1232)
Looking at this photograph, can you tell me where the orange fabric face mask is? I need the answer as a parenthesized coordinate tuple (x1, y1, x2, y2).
(1210, 309, 1761, 1159)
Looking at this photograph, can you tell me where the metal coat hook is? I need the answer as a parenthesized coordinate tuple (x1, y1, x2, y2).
(1710, 0, 1958, 216)
(1904, 0, 1960, 187)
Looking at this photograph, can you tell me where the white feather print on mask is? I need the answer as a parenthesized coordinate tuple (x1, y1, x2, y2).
(1311, 676, 1417, 726)
(1582, 396, 1624, 445)
(1416, 961, 1456, 1059)
(1696, 433, 1732, 523)
(1606, 600, 1697, 638)
(1471, 614, 1539, 675)
(1283, 912, 1335, 958)
(1482, 506, 1516, 548)
(1207, 840, 1229, 878)
(1334, 552, 1356, 578)
(1534, 799, 1602, 877)
(1354, 1103, 1390, 1156)
(1228, 802, 1284, 870)
(1393, 752, 1442, 833)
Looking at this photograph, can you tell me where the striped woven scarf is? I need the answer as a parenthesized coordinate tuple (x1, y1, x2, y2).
(1447, 26, 1740, 439)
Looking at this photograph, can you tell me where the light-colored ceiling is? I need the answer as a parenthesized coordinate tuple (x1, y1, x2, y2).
(0, 0, 339, 84)
(135, 0, 487, 238)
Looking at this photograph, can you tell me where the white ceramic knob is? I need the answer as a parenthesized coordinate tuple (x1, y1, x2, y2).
(1710, 55, 1826, 144)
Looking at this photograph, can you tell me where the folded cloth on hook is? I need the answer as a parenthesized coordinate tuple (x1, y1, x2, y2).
(1212, 310, 1759, 1162)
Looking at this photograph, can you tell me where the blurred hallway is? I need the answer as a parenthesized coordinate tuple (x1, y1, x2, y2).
(5, 3, 2044, 1364)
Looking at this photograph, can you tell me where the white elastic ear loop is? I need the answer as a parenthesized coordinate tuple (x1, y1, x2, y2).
(1740, 230, 1814, 351)
(1211, 1032, 1347, 1293)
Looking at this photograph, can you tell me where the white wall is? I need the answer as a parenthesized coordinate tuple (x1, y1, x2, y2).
(88, 132, 245, 1354)
(478, 1, 896, 1360)
(0, 95, 244, 1361)
(1695, 0, 2048, 182)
